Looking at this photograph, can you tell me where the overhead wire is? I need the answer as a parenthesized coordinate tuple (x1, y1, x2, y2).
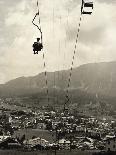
(53, 7, 56, 107)
(66, 14, 82, 103)
(32, 0, 92, 109)
(42, 53, 49, 105)
(65, 0, 93, 105)
(32, 0, 49, 105)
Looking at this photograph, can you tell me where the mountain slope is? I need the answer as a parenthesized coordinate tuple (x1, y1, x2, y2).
(0, 61, 116, 97)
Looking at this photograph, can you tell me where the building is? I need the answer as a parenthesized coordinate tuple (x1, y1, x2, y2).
(0, 137, 21, 149)
(24, 137, 49, 149)
(105, 136, 116, 152)
(58, 138, 71, 150)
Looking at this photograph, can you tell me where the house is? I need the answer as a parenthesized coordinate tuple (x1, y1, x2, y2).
(0, 136, 10, 142)
(37, 123, 46, 129)
(105, 136, 116, 152)
(79, 137, 94, 145)
(76, 125, 86, 132)
(24, 137, 49, 149)
(0, 137, 21, 149)
(58, 138, 71, 150)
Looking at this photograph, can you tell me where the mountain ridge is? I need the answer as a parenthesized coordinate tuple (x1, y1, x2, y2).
(0, 61, 116, 97)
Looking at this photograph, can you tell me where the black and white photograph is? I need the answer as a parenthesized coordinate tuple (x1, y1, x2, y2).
(0, 0, 116, 155)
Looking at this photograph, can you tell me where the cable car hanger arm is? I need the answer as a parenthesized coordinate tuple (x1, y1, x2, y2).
(32, 12, 43, 43)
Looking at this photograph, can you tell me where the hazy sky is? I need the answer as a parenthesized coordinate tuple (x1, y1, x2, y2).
(0, 0, 116, 83)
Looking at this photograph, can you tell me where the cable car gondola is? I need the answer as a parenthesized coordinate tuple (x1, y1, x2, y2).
(81, 0, 93, 15)
(32, 38, 43, 54)
(32, 1, 43, 54)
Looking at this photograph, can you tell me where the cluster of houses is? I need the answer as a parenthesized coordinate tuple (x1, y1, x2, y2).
(0, 98, 116, 153)
(0, 134, 115, 153)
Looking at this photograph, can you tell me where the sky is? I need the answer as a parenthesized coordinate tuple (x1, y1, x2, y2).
(0, 0, 116, 84)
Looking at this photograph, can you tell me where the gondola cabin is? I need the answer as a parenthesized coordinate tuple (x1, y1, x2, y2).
(81, 0, 93, 15)
(32, 38, 43, 54)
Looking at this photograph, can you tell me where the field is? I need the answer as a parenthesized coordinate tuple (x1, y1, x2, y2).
(0, 150, 94, 155)
(13, 129, 56, 142)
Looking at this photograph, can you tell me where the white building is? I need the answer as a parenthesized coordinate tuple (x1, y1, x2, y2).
(58, 138, 71, 150)
(24, 137, 49, 148)
(0, 136, 10, 142)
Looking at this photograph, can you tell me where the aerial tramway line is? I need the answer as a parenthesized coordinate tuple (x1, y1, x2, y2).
(32, 0, 43, 54)
(32, 0, 93, 54)
(32, 0, 93, 106)
(65, 0, 93, 105)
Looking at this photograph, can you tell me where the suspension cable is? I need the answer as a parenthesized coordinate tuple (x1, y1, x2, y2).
(66, 15, 82, 102)
(42, 53, 49, 104)
(65, 0, 93, 105)
(32, 0, 49, 105)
